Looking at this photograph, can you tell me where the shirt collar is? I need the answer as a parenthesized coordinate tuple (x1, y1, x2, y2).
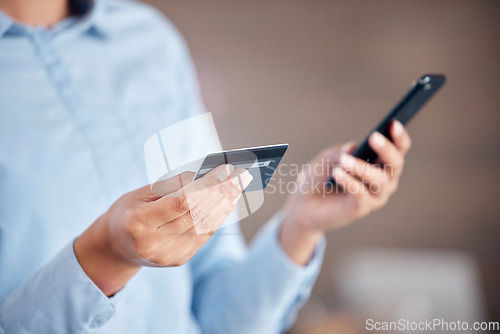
(0, 0, 111, 38)
(78, 0, 111, 38)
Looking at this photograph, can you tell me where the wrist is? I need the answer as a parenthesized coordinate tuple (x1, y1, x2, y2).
(74, 215, 141, 296)
(279, 212, 324, 266)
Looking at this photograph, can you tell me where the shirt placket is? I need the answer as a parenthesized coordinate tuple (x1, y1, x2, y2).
(28, 28, 116, 199)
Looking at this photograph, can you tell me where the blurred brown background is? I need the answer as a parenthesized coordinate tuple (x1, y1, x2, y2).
(145, 0, 499, 331)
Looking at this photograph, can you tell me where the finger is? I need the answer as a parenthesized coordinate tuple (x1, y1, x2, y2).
(302, 142, 357, 190)
(153, 192, 244, 267)
(160, 222, 219, 267)
(151, 231, 213, 267)
(343, 141, 358, 155)
(339, 153, 390, 191)
(389, 120, 412, 155)
(167, 191, 242, 262)
(157, 168, 252, 235)
(229, 167, 255, 192)
(332, 166, 370, 198)
(369, 132, 405, 176)
(150, 164, 235, 224)
(192, 192, 238, 235)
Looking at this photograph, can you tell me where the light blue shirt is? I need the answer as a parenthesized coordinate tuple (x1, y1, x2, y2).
(0, 0, 325, 333)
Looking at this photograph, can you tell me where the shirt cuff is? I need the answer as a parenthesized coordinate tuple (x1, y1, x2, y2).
(1, 239, 120, 333)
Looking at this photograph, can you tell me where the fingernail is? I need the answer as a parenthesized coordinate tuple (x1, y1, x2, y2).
(215, 164, 234, 181)
(231, 170, 253, 189)
(241, 170, 253, 188)
(232, 194, 242, 205)
(333, 167, 347, 180)
(393, 120, 404, 137)
(340, 153, 356, 170)
(371, 132, 386, 148)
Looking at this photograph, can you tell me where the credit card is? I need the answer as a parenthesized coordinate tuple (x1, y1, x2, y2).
(194, 143, 288, 192)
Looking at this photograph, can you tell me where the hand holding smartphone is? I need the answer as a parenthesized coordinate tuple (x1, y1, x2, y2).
(327, 74, 446, 186)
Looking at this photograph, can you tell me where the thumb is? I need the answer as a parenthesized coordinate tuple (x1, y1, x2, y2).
(133, 171, 196, 200)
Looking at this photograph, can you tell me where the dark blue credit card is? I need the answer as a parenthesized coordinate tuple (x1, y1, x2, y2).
(194, 143, 288, 192)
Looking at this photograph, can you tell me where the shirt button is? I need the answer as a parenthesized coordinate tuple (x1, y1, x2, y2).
(89, 318, 103, 328)
(89, 312, 113, 329)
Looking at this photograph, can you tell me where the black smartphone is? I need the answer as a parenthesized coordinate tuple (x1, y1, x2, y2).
(327, 74, 446, 185)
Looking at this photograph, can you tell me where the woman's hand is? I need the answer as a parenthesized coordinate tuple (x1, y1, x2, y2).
(74, 164, 252, 296)
(280, 120, 412, 265)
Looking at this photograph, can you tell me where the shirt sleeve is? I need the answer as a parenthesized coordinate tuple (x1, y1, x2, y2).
(190, 212, 326, 334)
(0, 240, 121, 333)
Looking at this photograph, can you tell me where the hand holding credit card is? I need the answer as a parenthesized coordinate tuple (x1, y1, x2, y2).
(194, 144, 288, 192)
